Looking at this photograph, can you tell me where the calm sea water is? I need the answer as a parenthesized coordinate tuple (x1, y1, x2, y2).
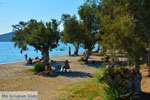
(0, 42, 98, 64)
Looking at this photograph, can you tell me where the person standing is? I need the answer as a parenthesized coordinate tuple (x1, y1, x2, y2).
(20, 49, 23, 54)
(69, 47, 71, 56)
(24, 53, 28, 61)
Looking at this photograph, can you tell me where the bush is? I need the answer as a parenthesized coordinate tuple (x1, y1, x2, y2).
(102, 82, 139, 100)
(34, 62, 45, 72)
(94, 65, 107, 83)
(95, 66, 140, 100)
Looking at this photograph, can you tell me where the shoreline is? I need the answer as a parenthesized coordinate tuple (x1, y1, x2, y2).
(0, 60, 25, 65)
(0, 52, 84, 65)
(0, 42, 92, 65)
(0, 54, 71, 65)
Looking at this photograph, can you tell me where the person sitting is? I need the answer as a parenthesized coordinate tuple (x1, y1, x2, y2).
(62, 60, 70, 72)
(27, 58, 32, 64)
(45, 63, 52, 71)
(38, 63, 52, 76)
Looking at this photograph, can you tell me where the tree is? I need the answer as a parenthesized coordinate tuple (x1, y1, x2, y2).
(78, 0, 100, 60)
(143, 0, 150, 76)
(95, 0, 150, 94)
(97, 0, 147, 68)
(12, 19, 60, 64)
(61, 14, 84, 56)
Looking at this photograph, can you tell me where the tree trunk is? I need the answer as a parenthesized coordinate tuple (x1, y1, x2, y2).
(96, 46, 100, 53)
(74, 45, 79, 56)
(43, 49, 49, 65)
(84, 49, 92, 61)
(148, 48, 150, 77)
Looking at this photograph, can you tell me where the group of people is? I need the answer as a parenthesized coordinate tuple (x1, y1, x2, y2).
(24, 54, 33, 64)
(38, 60, 71, 76)
(24, 53, 70, 75)
(24, 47, 71, 75)
(44, 60, 70, 72)
(24, 46, 71, 64)
(24, 54, 40, 64)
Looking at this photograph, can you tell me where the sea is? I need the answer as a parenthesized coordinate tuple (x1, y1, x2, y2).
(0, 42, 98, 64)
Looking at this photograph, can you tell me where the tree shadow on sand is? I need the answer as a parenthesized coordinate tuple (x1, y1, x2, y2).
(42, 71, 93, 78)
(80, 61, 104, 69)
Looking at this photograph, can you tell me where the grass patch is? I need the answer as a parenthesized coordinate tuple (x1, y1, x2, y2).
(58, 79, 105, 100)
(94, 65, 106, 83)
(57, 65, 106, 100)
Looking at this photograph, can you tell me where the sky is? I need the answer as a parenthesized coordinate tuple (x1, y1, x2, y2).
(0, 0, 84, 35)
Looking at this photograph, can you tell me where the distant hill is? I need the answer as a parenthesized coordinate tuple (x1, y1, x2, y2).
(0, 32, 13, 42)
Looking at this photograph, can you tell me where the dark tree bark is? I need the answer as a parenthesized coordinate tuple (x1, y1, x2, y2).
(74, 45, 79, 56)
(84, 48, 92, 61)
(43, 49, 49, 65)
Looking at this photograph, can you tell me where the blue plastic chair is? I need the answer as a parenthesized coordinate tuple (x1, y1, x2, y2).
(55, 65, 61, 72)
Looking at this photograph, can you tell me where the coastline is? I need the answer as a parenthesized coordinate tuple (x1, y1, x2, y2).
(0, 53, 77, 65)
(0, 51, 84, 65)
(0, 42, 93, 65)
(0, 60, 25, 65)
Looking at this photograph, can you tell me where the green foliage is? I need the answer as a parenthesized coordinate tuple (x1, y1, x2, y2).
(94, 66, 107, 83)
(98, 51, 106, 56)
(59, 80, 103, 100)
(61, 14, 84, 55)
(95, 66, 140, 100)
(97, 0, 147, 68)
(102, 84, 139, 100)
(34, 62, 44, 72)
(78, 0, 100, 60)
(12, 21, 28, 50)
(12, 19, 60, 64)
(78, 1, 99, 50)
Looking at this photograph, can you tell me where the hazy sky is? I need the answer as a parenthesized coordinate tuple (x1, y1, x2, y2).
(0, 0, 84, 34)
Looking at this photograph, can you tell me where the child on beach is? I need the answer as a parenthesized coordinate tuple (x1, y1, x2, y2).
(24, 53, 27, 61)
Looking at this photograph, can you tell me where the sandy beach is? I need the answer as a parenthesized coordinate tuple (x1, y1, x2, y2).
(0, 54, 150, 100)
(0, 54, 101, 100)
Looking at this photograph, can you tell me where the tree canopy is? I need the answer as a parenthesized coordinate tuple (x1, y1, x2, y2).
(12, 19, 60, 64)
(97, 0, 148, 68)
(61, 14, 84, 55)
(78, 0, 100, 60)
